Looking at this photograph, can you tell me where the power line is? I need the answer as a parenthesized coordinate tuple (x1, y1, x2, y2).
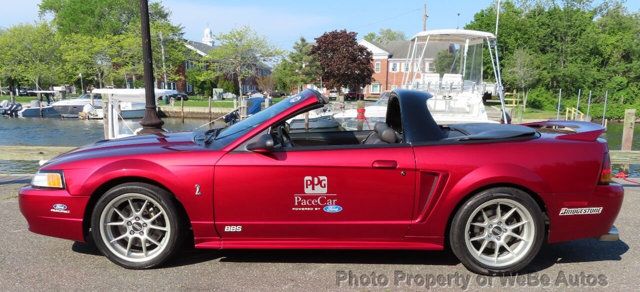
(352, 8, 422, 30)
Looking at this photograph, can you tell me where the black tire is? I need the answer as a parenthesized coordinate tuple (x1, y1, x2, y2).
(90, 182, 183, 269)
(449, 187, 545, 275)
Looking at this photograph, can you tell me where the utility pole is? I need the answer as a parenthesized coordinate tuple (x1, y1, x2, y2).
(495, 0, 501, 36)
(422, 1, 428, 31)
(159, 31, 168, 89)
(138, 0, 164, 134)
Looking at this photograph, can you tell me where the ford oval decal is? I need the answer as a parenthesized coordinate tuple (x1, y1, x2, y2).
(323, 205, 342, 213)
(53, 204, 67, 211)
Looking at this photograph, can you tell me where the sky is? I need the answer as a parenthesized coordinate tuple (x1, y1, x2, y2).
(1, 0, 639, 50)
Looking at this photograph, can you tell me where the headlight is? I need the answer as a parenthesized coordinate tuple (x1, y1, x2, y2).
(31, 171, 65, 189)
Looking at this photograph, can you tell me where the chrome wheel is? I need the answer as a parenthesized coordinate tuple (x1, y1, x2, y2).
(464, 198, 535, 268)
(99, 193, 171, 263)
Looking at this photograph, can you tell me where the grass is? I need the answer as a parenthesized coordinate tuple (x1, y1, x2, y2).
(520, 108, 557, 120)
(0, 95, 39, 104)
(1, 95, 285, 108)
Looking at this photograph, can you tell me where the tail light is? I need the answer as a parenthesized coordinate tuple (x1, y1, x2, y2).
(599, 153, 612, 185)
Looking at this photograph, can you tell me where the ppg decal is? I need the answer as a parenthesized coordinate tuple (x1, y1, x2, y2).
(304, 176, 327, 194)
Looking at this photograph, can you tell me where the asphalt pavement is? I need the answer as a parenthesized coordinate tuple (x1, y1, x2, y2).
(1, 181, 638, 291)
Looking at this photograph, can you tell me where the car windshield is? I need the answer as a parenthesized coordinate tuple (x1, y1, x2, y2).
(216, 94, 306, 140)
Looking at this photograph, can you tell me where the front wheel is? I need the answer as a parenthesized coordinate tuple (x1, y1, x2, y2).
(449, 187, 545, 275)
(91, 182, 183, 269)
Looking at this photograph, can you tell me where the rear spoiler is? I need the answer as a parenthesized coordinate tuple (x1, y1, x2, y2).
(522, 120, 605, 141)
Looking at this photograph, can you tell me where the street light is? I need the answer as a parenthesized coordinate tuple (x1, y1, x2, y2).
(137, 0, 164, 134)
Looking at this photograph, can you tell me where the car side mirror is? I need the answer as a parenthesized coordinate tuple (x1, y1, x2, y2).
(246, 134, 275, 153)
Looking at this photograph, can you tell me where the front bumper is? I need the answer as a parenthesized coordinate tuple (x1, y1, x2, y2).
(19, 186, 89, 242)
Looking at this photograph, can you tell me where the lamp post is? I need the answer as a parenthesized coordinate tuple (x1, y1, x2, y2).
(137, 0, 164, 134)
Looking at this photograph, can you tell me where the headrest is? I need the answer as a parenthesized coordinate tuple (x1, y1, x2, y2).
(380, 128, 398, 143)
(374, 122, 397, 144)
(374, 122, 387, 133)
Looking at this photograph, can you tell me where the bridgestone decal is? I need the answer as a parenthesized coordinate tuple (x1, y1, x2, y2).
(559, 207, 603, 216)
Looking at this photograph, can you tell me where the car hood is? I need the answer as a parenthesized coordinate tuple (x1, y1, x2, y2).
(43, 132, 203, 167)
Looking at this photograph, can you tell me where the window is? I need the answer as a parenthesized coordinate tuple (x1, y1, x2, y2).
(391, 85, 398, 90)
(390, 62, 398, 72)
(374, 62, 381, 73)
(403, 62, 409, 72)
(370, 83, 381, 94)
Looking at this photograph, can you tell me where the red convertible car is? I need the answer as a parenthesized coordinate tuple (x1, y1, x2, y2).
(19, 89, 623, 274)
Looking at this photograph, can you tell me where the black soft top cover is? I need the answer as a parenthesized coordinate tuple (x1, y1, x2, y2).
(387, 90, 537, 143)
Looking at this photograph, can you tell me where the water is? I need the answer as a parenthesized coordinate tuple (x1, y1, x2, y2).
(0, 117, 210, 174)
(0, 117, 637, 176)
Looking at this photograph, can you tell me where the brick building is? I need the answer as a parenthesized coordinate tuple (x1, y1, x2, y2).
(358, 39, 447, 96)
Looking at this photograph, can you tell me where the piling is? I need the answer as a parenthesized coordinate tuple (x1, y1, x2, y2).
(556, 89, 562, 120)
(208, 96, 212, 124)
(181, 97, 184, 124)
(602, 91, 609, 127)
(622, 109, 636, 151)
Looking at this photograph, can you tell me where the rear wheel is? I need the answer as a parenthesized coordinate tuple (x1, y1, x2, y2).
(91, 182, 182, 269)
(449, 187, 544, 275)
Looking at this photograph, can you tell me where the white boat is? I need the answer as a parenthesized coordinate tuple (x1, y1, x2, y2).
(401, 29, 505, 124)
(93, 88, 177, 139)
(16, 91, 61, 118)
(322, 29, 508, 130)
(51, 93, 102, 118)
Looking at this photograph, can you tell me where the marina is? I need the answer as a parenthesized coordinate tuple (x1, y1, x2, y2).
(1, 114, 638, 175)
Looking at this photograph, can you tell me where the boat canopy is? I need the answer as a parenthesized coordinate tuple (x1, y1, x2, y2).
(92, 88, 177, 101)
(411, 29, 496, 45)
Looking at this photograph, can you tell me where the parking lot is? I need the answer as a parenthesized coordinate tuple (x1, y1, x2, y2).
(0, 179, 638, 290)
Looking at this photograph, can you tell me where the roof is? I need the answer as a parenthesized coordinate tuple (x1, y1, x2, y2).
(185, 40, 215, 56)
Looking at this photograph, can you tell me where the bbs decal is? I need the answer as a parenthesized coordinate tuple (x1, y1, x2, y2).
(224, 226, 242, 232)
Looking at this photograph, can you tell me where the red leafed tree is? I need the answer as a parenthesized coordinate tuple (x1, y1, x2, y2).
(311, 30, 373, 93)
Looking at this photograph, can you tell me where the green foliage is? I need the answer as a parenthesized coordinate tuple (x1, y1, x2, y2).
(39, 0, 170, 37)
(466, 0, 640, 118)
(0, 23, 62, 89)
(207, 26, 282, 95)
(363, 28, 406, 44)
(434, 50, 458, 75)
(0, 0, 186, 90)
(272, 37, 320, 92)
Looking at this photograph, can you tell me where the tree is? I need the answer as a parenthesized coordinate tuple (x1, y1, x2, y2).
(311, 30, 373, 93)
(363, 28, 406, 44)
(39, 0, 169, 37)
(0, 23, 62, 90)
(504, 48, 539, 92)
(208, 26, 281, 96)
(272, 37, 320, 92)
(40, 0, 185, 88)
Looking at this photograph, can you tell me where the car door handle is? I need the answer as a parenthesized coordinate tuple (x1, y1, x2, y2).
(372, 160, 398, 169)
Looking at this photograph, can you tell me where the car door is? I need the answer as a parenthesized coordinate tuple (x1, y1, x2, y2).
(213, 145, 416, 241)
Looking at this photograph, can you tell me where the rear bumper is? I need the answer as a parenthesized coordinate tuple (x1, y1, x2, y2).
(547, 183, 624, 243)
(19, 186, 89, 242)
